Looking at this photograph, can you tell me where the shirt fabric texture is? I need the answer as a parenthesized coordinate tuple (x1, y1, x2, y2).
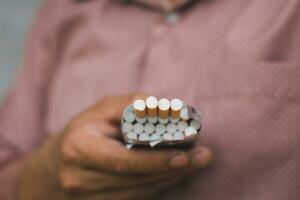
(0, 0, 299, 199)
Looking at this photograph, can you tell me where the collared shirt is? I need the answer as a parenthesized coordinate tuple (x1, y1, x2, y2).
(125, 0, 192, 12)
(0, 0, 300, 199)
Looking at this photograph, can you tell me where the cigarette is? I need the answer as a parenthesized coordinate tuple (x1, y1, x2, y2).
(124, 111, 135, 123)
(159, 118, 169, 124)
(174, 131, 184, 140)
(150, 133, 161, 141)
(170, 117, 180, 123)
(144, 123, 155, 134)
(122, 122, 133, 133)
(136, 117, 146, 124)
(163, 133, 173, 140)
(155, 124, 166, 134)
(170, 98, 183, 119)
(190, 120, 201, 130)
(148, 116, 158, 124)
(139, 134, 150, 141)
(127, 132, 138, 140)
(177, 121, 188, 132)
(180, 107, 189, 120)
(166, 123, 177, 133)
(133, 99, 146, 119)
(133, 123, 144, 134)
(184, 127, 197, 137)
(146, 96, 158, 117)
(158, 98, 170, 119)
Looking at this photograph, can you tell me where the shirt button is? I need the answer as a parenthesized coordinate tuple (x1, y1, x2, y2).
(165, 12, 180, 26)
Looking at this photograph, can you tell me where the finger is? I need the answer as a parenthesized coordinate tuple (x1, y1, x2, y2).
(68, 175, 182, 200)
(94, 93, 148, 122)
(97, 176, 182, 200)
(66, 132, 212, 174)
(60, 163, 193, 192)
(67, 94, 147, 130)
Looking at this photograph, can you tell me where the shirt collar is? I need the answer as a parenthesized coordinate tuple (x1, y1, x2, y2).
(119, 0, 193, 12)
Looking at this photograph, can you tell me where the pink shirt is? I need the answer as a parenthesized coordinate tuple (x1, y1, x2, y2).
(1, 0, 299, 199)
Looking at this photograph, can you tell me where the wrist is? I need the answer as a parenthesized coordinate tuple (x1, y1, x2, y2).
(18, 134, 63, 200)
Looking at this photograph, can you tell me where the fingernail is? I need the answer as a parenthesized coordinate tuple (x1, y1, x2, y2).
(191, 150, 210, 167)
(169, 153, 188, 168)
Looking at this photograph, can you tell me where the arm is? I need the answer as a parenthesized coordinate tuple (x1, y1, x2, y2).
(0, 1, 56, 199)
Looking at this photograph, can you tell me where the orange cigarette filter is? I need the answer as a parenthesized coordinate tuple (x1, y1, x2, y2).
(133, 99, 146, 119)
(146, 96, 158, 117)
(158, 98, 170, 119)
(170, 98, 183, 119)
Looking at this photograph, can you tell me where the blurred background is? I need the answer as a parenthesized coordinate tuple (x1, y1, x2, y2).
(0, 0, 40, 99)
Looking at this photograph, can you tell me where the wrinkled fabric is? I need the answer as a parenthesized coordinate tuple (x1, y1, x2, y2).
(0, 0, 300, 199)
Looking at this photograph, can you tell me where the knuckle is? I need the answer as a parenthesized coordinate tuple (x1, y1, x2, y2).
(60, 169, 82, 192)
(131, 93, 148, 101)
(60, 143, 78, 162)
(108, 156, 130, 173)
(100, 96, 114, 105)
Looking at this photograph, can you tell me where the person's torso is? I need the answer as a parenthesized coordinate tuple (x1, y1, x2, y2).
(44, 0, 300, 199)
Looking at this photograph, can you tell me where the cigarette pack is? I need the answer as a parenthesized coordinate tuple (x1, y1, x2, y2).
(121, 97, 202, 149)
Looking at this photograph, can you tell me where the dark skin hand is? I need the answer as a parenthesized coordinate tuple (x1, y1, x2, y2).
(19, 94, 213, 200)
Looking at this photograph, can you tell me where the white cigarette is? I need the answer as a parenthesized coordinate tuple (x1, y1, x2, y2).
(158, 98, 170, 119)
(155, 124, 166, 134)
(170, 117, 180, 123)
(170, 98, 183, 119)
(166, 123, 177, 133)
(133, 99, 146, 119)
(150, 133, 161, 141)
(177, 121, 188, 132)
(190, 120, 201, 130)
(122, 122, 133, 133)
(124, 111, 135, 123)
(127, 132, 138, 140)
(144, 123, 155, 134)
(136, 117, 146, 123)
(158, 118, 169, 124)
(133, 123, 144, 134)
(139, 134, 150, 141)
(180, 107, 189, 120)
(146, 96, 158, 117)
(184, 127, 197, 137)
(174, 131, 184, 140)
(148, 116, 158, 123)
(163, 133, 173, 140)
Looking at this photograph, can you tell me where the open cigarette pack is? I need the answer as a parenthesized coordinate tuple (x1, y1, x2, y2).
(121, 96, 202, 149)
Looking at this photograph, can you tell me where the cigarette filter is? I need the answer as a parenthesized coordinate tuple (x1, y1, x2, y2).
(158, 98, 170, 119)
(170, 98, 183, 119)
(133, 99, 146, 119)
(146, 96, 158, 117)
(144, 123, 155, 134)
(127, 132, 138, 140)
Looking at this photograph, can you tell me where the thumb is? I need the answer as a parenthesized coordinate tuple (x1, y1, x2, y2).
(94, 93, 148, 122)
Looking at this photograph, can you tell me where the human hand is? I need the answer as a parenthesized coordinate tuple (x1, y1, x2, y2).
(19, 94, 212, 200)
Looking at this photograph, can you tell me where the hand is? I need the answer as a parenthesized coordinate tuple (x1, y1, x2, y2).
(19, 94, 213, 200)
